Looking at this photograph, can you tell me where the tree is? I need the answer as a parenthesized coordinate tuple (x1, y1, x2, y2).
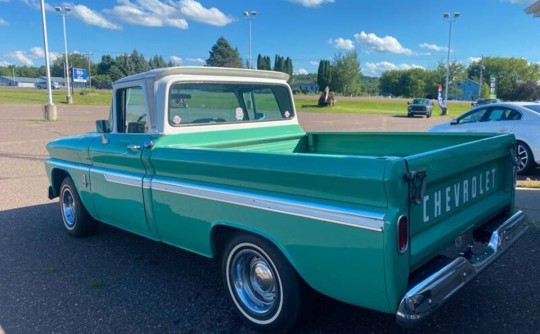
(257, 54, 271, 70)
(330, 51, 361, 96)
(379, 70, 404, 96)
(206, 37, 242, 68)
(273, 55, 285, 72)
(506, 81, 540, 101)
(97, 55, 113, 75)
(148, 55, 167, 69)
(130, 49, 148, 73)
(468, 57, 540, 100)
(317, 60, 332, 92)
(51, 53, 92, 77)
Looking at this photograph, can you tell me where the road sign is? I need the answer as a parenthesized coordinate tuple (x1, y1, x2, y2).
(73, 68, 87, 83)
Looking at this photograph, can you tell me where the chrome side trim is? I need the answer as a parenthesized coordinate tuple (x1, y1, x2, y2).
(46, 159, 89, 172)
(152, 179, 385, 232)
(396, 210, 528, 327)
(102, 172, 142, 187)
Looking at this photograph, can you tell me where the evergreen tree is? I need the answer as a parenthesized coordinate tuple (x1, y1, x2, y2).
(130, 49, 148, 73)
(206, 37, 242, 68)
(317, 60, 332, 92)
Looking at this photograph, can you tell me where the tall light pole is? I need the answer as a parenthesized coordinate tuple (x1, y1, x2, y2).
(443, 12, 459, 115)
(243, 11, 257, 69)
(55, 5, 72, 104)
(40, 0, 56, 120)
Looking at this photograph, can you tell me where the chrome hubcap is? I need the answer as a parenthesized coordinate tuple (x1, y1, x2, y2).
(61, 188, 76, 228)
(517, 144, 528, 172)
(231, 249, 277, 315)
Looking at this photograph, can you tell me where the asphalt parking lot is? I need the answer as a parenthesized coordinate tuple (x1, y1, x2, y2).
(0, 104, 539, 333)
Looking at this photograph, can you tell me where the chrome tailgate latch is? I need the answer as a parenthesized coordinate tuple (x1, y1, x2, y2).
(406, 170, 427, 205)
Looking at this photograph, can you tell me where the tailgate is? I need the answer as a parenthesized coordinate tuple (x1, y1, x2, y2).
(405, 133, 515, 270)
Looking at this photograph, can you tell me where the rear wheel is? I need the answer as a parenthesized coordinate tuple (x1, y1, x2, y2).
(222, 233, 304, 332)
(516, 141, 535, 175)
(59, 176, 98, 237)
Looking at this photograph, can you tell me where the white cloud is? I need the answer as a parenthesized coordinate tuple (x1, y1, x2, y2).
(29, 47, 44, 58)
(169, 55, 182, 65)
(186, 57, 205, 63)
(105, 0, 188, 29)
(354, 31, 414, 55)
(8, 51, 34, 66)
(20, 0, 53, 11)
(296, 68, 309, 75)
(309, 60, 319, 66)
(6, 47, 61, 66)
(0, 60, 12, 67)
(467, 57, 482, 64)
(331, 38, 355, 50)
(72, 5, 122, 30)
(0, 18, 8, 26)
(179, 0, 234, 26)
(364, 61, 425, 77)
(288, 0, 335, 7)
(419, 43, 447, 52)
(105, 0, 233, 29)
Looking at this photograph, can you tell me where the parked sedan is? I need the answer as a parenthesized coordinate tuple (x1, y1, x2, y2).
(430, 102, 540, 174)
(35, 81, 61, 89)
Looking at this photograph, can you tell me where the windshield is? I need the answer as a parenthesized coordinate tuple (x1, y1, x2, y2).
(168, 83, 294, 126)
(524, 104, 540, 113)
(412, 99, 428, 105)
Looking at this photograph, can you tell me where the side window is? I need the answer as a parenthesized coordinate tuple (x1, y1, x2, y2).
(459, 108, 486, 124)
(116, 86, 147, 133)
(485, 108, 504, 121)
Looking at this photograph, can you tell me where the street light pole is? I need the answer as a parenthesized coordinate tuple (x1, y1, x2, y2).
(55, 6, 72, 104)
(243, 11, 257, 69)
(443, 12, 459, 115)
(40, 0, 56, 121)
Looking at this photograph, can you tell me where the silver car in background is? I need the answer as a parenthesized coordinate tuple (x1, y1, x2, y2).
(430, 102, 540, 174)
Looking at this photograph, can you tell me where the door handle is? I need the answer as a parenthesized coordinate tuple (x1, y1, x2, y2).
(127, 144, 141, 151)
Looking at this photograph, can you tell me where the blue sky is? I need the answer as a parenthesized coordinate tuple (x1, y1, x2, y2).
(1, 0, 539, 76)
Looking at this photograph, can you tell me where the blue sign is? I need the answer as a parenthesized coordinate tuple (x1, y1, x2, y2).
(73, 68, 87, 83)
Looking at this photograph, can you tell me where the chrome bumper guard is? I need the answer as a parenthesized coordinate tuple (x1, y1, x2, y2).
(396, 210, 528, 327)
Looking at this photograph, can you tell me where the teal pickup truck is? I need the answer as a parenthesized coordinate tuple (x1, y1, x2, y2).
(45, 67, 527, 332)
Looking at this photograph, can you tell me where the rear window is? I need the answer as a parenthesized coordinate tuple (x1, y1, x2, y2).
(524, 104, 540, 114)
(168, 83, 294, 126)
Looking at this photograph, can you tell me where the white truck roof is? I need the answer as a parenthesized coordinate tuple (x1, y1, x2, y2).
(114, 66, 290, 85)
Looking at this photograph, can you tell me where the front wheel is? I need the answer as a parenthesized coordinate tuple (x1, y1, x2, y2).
(222, 233, 304, 332)
(516, 141, 535, 175)
(59, 176, 98, 237)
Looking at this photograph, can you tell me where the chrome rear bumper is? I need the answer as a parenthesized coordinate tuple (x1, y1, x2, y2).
(396, 210, 528, 327)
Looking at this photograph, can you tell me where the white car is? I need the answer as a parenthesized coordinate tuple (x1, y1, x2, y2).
(429, 102, 540, 174)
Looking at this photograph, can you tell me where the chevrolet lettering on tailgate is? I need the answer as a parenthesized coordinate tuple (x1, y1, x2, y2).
(423, 168, 498, 223)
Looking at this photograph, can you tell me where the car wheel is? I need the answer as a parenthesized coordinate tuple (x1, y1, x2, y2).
(60, 176, 98, 237)
(427, 112, 431, 118)
(222, 233, 305, 332)
(516, 141, 535, 175)
(407, 113, 412, 117)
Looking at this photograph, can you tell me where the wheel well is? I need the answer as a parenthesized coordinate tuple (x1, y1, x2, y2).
(50, 168, 70, 198)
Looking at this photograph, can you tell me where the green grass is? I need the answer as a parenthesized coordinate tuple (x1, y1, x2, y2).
(0, 88, 474, 117)
(0, 88, 112, 105)
(294, 95, 472, 118)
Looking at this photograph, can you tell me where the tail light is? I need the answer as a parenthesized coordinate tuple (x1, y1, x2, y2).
(397, 215, 409, 254)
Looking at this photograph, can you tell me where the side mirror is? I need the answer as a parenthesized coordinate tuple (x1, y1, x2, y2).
(407, 101, 411, 105)
(450, 118, 458, 125)
(96, 120, 111, 133)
